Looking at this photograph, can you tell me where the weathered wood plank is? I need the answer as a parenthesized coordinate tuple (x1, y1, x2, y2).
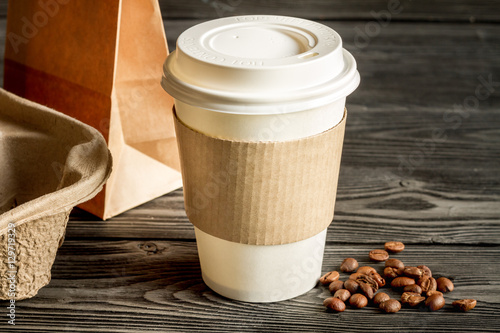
(1, 241, 498, 332)
(157, 0, 500, 23)
(0, 18, 5, 87)
(0, 2, 6, 18)
(1, 1, 498, 22)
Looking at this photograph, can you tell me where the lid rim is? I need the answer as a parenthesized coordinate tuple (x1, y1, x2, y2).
(162, 15, 360, 115)
(162, 49, 359, 115)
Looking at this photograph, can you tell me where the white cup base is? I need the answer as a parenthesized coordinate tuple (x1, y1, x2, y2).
(194, 227, 327, 302)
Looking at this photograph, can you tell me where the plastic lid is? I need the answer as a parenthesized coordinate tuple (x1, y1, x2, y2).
(162, 15, 360, 114)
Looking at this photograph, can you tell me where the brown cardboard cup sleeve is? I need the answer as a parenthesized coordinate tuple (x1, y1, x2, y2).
(174, 109, 347, 246)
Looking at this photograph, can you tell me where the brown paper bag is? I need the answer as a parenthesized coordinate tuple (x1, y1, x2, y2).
(4, 0, 182, 219)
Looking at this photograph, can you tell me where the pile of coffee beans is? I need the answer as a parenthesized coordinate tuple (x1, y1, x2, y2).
(321, 241, 477, 313)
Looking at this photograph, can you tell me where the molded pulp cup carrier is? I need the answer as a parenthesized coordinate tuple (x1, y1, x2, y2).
(0, 88, 112, 300)
(162, 15, 359, 302)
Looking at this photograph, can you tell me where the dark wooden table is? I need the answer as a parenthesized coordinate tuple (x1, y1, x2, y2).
(1, 1, 500, 332)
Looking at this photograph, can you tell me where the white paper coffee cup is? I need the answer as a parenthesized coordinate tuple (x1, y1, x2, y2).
(162, 15, 359, 302)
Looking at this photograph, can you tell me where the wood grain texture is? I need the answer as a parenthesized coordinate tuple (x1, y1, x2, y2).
(0, 1, 499, 21)
(0, 3, 499, 332)
(0, 2, 6, 18)
(156, 0, 500, 23)
(1, 241, 499, 332)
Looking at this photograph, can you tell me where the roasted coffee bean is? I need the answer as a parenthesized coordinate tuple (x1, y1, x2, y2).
(349, 293, 368, 308)
(452, 299, 477, 312)
(324, 297, 346, 312)
(358, 281, 374, 299)
(373, 292, 391, 306)
(385, 258, 405, 270)
(369, 272, 386, 288)
(403, 266, 424, 279)
(404, 284, 422, 294)
(384, 267, 399, 279)
(401, 291, 419, 301)
(407, 295, 426, 307)
(436, 277, 454, 292)
(391, 276, 415, 288)
(426, 290, 443, 298)
(356, 274, 379, 292)
(425, 294, 445, 311)
(418, 276, 437, 293)
(369, 249, 389, 262)
(349, 272, 365, 280)
(401, 292, 426, 307)
(357, 270, 385, 288)
(356, 266, 377, 275)
(340, 258, 359, 273)
(344, 279, 360, 294)
(384, 241, 405, 253)
(320, 271, 340, 285)
(333, 289, 351, 302)
(320, 245, 473, 315)
(417, 265, 432, 277)
(329, 280, 345, 294)
(379, 299, 401, 313)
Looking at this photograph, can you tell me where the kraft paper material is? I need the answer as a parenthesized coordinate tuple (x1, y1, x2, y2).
(0, 88, 112, 299)
(174, 109, 347, 246)
(4, 0, 182, 219)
